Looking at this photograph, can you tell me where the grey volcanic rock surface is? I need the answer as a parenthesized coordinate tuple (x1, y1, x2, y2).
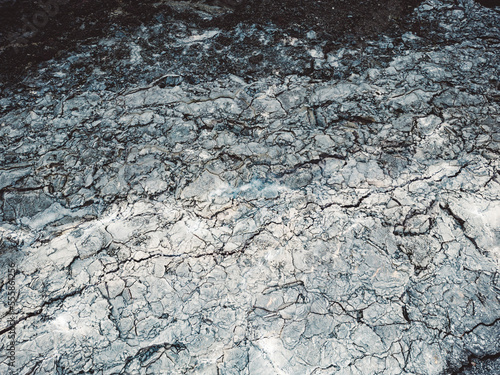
(1, 0, 500, 374)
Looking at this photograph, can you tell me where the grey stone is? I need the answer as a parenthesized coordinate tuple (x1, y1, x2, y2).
(0, 0, 499, 374)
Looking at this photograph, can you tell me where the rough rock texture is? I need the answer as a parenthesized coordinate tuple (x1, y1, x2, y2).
(0, 0, 499, 374)
(0, 0, 423, 82)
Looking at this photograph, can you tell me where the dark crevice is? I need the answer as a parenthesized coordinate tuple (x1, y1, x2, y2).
(450, 351, 500, 375)
(439, 203, 485, 256)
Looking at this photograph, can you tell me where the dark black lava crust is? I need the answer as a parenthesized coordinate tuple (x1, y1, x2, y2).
(0, 0, 424, 84)
(207, 0, 423, 37)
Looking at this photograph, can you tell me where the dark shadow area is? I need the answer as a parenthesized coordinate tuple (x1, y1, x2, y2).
(207, 0, 423, 38)
(0, 0, 163, 81)
(0, 0, 425, 84)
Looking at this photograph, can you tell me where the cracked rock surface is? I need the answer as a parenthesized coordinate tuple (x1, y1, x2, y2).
(1, 0, 499, 374)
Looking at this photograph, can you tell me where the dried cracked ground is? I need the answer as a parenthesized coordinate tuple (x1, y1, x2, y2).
(0, 0, 499, 374)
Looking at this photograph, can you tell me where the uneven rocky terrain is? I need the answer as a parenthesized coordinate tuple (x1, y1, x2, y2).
(0, 0, 499, 374)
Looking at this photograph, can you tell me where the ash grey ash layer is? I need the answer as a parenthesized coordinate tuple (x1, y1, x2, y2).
(0, 0, 499, 374)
